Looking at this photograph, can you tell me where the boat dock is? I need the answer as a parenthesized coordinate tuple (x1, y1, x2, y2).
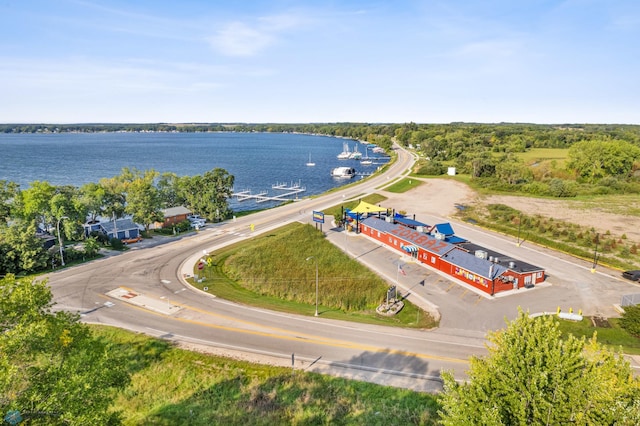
(232, 181, 306, 203)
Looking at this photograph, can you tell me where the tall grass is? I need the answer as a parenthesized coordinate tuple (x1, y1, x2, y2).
(93, 326, 441, 425)
(193, 222, 437, 328)
(223, 224, 390, 311)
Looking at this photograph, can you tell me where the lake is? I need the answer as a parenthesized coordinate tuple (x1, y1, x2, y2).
(0, 132, 387, 211)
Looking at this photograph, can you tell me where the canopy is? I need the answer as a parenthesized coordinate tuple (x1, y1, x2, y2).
(349, 200, 387, 214)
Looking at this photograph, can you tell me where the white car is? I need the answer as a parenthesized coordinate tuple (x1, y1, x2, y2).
(189, 218, 206, 229)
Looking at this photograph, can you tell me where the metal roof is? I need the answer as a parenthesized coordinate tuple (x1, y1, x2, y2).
(457, 242, 544, 273)
(433, 222, 455, 235)
(361, 217, 455, 256)
(100, 218, 140, 233)
(394, 216, 429, 228)
(442, 248, 508, 279)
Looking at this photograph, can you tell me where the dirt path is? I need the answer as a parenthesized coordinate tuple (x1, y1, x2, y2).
(378, 179, 640, 244)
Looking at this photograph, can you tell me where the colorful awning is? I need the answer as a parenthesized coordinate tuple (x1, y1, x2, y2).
(402, 245, 418, 253)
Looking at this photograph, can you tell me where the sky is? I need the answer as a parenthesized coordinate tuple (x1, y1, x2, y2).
(0, 0, 638, 124)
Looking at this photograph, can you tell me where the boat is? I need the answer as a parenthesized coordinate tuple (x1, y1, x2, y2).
(306, 153, 315, 166)
(349, 144, 362, 160)
(331, 166, 356, 178)
(360, 147, 372, 164)
(337, 142, 351, 159)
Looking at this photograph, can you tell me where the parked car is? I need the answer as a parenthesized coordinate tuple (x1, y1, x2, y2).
(122, 236, 142, 244)
(622, 270, 640, 282)
(190, 219, 206, 229)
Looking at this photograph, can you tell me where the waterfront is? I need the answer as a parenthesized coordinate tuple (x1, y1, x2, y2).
(0, 132, 387, 211)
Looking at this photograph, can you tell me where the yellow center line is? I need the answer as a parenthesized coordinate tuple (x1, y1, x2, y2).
(106, 291, 468, 365)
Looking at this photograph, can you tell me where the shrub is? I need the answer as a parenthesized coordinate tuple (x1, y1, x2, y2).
(109, 237, 124, 250)
(415, 160, 446, 176)
(548, 178, 577, 197)
(90, 230, 110, 245)
(620, 304, 640, 337)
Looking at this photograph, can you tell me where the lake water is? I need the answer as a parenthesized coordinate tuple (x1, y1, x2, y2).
(0, 132, 387, 211)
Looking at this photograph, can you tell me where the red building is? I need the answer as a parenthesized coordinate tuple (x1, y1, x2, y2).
(359, 216, 545, 296)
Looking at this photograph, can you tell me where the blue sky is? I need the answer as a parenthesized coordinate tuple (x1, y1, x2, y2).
(1, 0, 638, 124)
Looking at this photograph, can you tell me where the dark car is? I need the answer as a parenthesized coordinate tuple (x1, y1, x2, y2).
(622, 270, 640, 282)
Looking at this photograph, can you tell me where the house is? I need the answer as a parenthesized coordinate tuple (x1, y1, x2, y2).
(83, 217, 141, 240)
(36, 228, 57, 250)
(154, 206, 192, 229)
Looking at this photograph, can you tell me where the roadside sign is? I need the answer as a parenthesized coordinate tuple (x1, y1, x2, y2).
(313, 211, 324, 224)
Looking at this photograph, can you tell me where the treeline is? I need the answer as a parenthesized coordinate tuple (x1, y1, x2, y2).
(0, 167, 234, 276)
(3, 121, 640, 148)
(4, 122, 640, 196)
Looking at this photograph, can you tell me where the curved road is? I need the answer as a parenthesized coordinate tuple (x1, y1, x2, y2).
(46, 144, 640, 392)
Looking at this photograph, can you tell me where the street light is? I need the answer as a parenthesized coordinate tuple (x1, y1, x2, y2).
(56, 216, 69, 266)
(306, 256, 319, 317)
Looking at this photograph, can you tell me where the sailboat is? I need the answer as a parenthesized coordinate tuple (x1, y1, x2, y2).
(306, 153, 315, 166)
(337, 142, 351, 159)
(360, 146, 372, 165)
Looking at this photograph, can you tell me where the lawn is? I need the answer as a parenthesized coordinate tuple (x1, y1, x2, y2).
(557, 316, 640, 355)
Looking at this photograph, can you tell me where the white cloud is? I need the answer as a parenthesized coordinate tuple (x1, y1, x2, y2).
(207, 12, 310, 57)
(208, 22, 275, 57)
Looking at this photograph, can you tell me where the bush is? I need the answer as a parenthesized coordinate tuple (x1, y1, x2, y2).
(90, 230, 110, 245)
(620, 304, 640, 337)
(109, 237, 124, 250)
(521, 181, 550, 196)
(415, 160, 446, 176)
(548, 178, 577, 197)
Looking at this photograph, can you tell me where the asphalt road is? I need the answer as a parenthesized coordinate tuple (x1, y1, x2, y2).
(45, 144, 640, 392)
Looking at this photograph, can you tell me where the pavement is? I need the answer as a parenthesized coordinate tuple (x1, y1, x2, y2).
(106, 287, 182, 315)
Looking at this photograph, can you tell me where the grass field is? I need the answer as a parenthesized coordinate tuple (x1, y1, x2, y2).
(189, 222, 437, 329)
(384, 178, 424, 193)
(515, 147, 569, 164)
(94, 326, 441, 425)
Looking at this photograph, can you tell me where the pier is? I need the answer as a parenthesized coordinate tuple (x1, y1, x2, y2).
(232, 181, 306, 203)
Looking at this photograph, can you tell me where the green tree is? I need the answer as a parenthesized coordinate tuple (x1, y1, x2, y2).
(567, 139, 640, 183)
(0, 275, 130, 425)
(156, 172, 184, 208)
(14, 180, 56, 227)
(495, 154, 532, 185)
(124, 170, 163, 232)
(82, 236, 101, 258)
(49, 186, 86, 241)
(0, 180, 19, 224)
(99, 175, 127, 220)
(178, 168, 234, 221)
(439, 310, 640, 425)
(0, 221, 49, 274)
(79, 182, 107, 223)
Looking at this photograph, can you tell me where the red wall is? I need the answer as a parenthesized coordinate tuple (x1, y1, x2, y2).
(359, 221, 544, 295)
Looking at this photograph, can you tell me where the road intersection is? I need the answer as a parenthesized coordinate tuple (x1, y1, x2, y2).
(46, 145, 640, 392)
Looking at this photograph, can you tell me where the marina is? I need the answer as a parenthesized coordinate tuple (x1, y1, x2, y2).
(232, 181, 306, 203)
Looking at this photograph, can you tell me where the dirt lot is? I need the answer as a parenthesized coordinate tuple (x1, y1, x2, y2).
(378, 178, 640, 244)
